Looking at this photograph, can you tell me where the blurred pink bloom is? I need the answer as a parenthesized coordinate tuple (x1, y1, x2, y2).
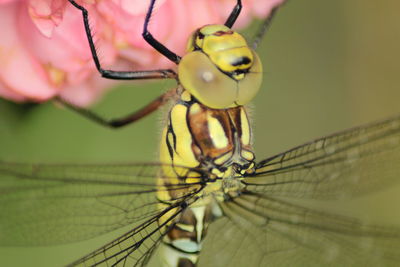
(0, 0, 285, 106)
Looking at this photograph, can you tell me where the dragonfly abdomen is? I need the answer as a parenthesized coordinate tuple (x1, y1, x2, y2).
(158, 204, 220, 267)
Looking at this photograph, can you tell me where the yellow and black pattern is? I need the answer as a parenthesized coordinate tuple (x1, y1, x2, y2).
(1, 1, 400, 266)
(1, 115, 400, 266)
(178, 25, 263, 109)
(156, 89, 256, 266)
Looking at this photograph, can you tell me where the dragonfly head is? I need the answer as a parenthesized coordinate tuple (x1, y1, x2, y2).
(178, 24, 263, 109)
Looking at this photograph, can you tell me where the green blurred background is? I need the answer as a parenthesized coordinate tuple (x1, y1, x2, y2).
(1, 0, 400, 266)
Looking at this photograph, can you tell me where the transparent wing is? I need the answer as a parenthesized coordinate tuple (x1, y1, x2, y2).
(199, 115, 400, 267)
(199, 192, 400, 267)
(68, 201, 188, 267)
(0, 162, 202, 246)
(245, 114, 400, 199)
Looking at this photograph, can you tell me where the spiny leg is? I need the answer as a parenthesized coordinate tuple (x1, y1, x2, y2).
(251, 1, 287, 49)
(65, 0, 180, 128)
(142, 0, 181, 64)
(56, 89, 177, 129)
(68, 0, 177, 80)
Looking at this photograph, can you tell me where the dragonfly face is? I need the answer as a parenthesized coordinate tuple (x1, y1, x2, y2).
(1, 0, 400, 267)
(179, 24, 263, 108)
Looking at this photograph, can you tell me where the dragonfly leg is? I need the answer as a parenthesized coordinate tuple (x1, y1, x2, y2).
(56, 88, 177, 128)
(142, 0, 181, 64)
(225, 0, 243, 28)
(68, 0, 177, 80)
(251, 2, 286, 50)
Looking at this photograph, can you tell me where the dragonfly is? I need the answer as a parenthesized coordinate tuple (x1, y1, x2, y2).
(1, 0, 400, 266)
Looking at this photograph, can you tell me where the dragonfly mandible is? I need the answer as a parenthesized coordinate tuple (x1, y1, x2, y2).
(1, 0, 400, 266)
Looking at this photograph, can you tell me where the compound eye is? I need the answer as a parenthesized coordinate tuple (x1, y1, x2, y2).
(178, 51, 237, 109)
(236, 51, 263, 105)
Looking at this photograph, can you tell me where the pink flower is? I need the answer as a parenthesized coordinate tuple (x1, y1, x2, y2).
(0, 0, 285, 106)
